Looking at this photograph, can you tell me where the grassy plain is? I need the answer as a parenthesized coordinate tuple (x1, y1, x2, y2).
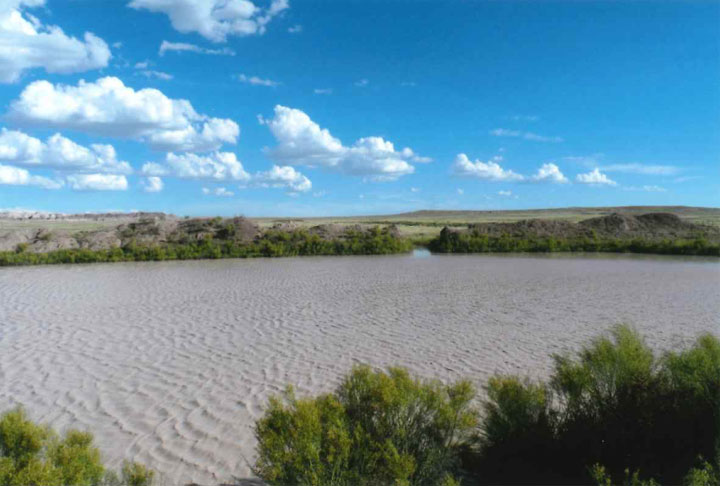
(253, 206, 720, 239)
(3, 206, 718, 241)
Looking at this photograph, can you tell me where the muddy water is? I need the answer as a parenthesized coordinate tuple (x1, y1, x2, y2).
(0, 254, 717, 484)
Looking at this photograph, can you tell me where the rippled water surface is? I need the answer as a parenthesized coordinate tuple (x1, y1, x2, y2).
(0, 254, 718, 484)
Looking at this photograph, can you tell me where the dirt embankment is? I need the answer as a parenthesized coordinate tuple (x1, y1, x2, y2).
(0, 215, 260, 253)
(0, 214, 401, 254)
(463, 213, 720, 241)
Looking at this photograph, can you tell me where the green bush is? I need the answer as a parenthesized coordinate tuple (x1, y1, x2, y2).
(0, 408, 154, 486)
(476, 377, 556, 481)
(427, 227, 720, 256)
(467, 326, 720, 484)
(254, 366, 476, 486)
(683, 461, 719, 486)
(0, 226, 414, 267)
(590, 465, 659, 486)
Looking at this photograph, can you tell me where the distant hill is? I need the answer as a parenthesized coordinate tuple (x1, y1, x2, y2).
(362, 206, 720, 226)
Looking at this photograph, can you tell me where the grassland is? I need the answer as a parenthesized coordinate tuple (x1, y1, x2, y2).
(253, 206, 720, 239)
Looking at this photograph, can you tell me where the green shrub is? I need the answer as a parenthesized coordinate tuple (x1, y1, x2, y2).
(476, 377, 556, 481)
(683, 461, 719, 486)
(254, 388, 351, 485)
(119, 461, 155, 486)
(0, 226, 414, 267)
(427, 228, 720, 256)
(590, 465, 659, 486)
(0, 408, 153, 486)
(468, 326, 720, 484)
(254, 366, 476, 486)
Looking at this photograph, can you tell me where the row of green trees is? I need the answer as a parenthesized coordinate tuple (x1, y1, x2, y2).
(428, 227, 720, 256)
(3, 226, 719, 267)
(253, 326, 720, 485)
(0, 408, 153, 486)
(0, 227, 413, 267)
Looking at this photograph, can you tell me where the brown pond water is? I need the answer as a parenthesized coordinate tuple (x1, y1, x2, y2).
(0, 253, 718, 484)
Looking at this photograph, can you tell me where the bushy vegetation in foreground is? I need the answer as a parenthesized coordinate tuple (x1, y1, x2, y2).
(254, 326, 719, 485)
(0, 227, 413, 266)
(474, 326, 719, 484)
(254, 366, 477, 486)
(0, 408, 154, 486)
(428, 227, 720, 256)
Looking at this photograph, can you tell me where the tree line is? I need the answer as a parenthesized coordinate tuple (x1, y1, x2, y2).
(428, 227, 720, 256)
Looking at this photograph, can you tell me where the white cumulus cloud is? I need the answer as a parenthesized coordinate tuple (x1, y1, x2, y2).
(0, 0, 111, 83)
(452, 153, 524, 182)
(0, 163, 61, 189)
(262, 105, 421, 181)
(145, 150, 312, 193)
(66, 173, 128, 191)
(576, 168, 617, 186)
(141, 176, 163, 192)
(253, 165, 311, 193)
(202, 186, 234, 197)
(531, 163, 568, 183)
(139, 162, 168, 176)
(164, 151, 250, 181)
(0, 128, 132, 174)
(129, 0, 289, 42)
(7, 77, 239, 152)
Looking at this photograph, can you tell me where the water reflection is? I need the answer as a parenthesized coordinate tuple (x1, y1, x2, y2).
(412, 248, 432, 258)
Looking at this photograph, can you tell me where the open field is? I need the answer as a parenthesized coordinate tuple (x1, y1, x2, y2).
(4, 207, 718, 236)
(253, 206, 720, 239)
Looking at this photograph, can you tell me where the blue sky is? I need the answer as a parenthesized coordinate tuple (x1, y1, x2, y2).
(0, 0, 717, 216)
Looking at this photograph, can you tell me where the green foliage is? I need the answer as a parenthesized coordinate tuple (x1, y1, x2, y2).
(551, 325, 656, 420)
(254, 366, 476, 486)
(48, 431, 105, 486)
(664, 334, 720, 406)
(683, 461, 719, 486)
(0, 408, 153, 486)
(428, 227, 720, 256)
(119, 461, 154, 486)
(476, 377, 556, 479)
(0, 226, 414, 267)
(482, 376, 552, 446)
(468, 326, 720, 484)
(591, 465, 659, 486)
(254, 388, 351, 486)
